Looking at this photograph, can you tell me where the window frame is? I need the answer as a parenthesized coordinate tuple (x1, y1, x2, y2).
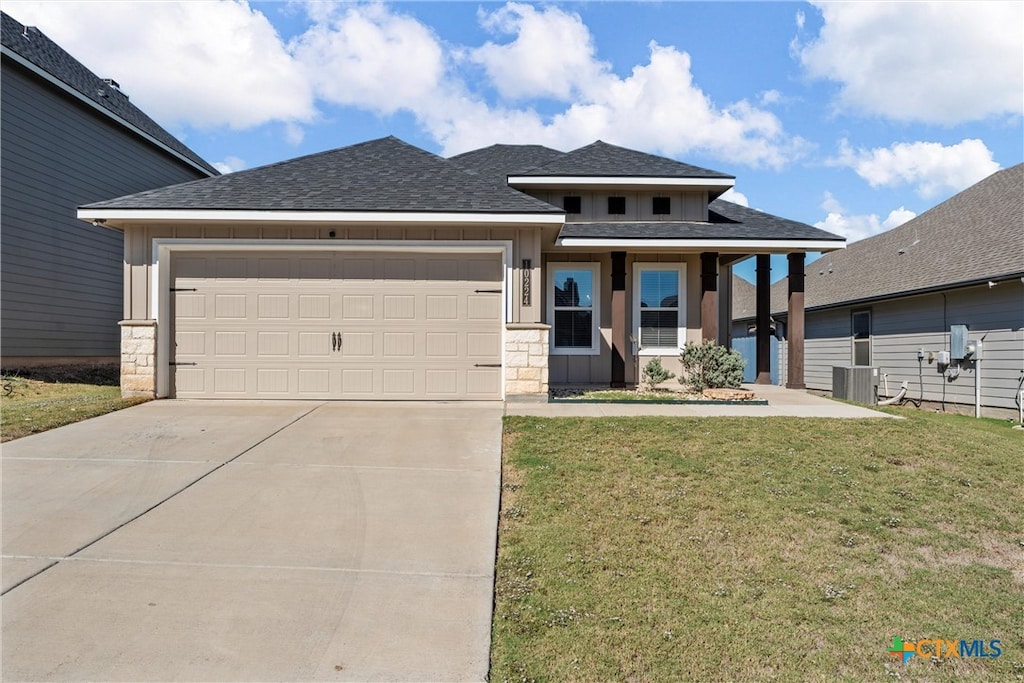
(852, 309, 871, 366)
(633, 263, 686, 355)
(547, 262, 601, 355)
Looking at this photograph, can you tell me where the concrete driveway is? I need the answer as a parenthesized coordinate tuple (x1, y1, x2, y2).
(2, 400, 503, 682)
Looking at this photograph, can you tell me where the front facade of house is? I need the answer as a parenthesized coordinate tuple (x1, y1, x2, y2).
(79, 137, 844, 400)
(0, 12, 217, 366)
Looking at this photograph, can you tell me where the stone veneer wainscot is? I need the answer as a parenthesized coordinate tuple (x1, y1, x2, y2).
(504, 323, 550, 396)
(119, 320, 156, 397)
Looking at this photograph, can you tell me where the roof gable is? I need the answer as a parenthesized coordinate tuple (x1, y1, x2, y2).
(514, 140, 734, 179)
(1, 11, 217, 176)
(82, 137, 564, 214)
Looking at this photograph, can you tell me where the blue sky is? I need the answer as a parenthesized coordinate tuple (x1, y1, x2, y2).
(6, 1, 1023, 282)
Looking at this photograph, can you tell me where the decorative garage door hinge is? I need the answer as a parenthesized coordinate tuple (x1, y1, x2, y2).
(474, 289, 502, 293)
(168, 362, 197, 366)
(170, 287, 197, 292)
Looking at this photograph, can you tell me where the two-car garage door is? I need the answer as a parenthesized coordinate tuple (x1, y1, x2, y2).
(170, 251, 504, 400)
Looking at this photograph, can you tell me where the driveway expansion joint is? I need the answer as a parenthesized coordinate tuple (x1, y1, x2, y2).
(0, 402, 326, 596)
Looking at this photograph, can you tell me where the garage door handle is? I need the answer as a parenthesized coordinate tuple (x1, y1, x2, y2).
(474, 289, 502, 293)
(474, 363, 502, 368)
(332, 332, 341, 352)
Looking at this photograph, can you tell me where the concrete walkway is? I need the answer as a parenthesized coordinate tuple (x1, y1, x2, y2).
(2, 400, 503, 682)
(506, 384, 896, 418)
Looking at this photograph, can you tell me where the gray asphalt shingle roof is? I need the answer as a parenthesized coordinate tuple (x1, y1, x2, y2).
(514, 140, 734, 179)
(1, 11, 217, 175)
(558, 199, 845, 242)
(449, 144, 565, 185)
(82, 137, 564, 214)
(793, 164, 1024, 311)
(732, 164, 1024, 319)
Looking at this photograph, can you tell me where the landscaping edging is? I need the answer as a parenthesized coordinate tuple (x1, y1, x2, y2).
(549, 397, 769, 405)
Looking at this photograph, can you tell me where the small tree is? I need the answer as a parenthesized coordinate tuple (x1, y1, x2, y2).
(678, 341, 745, 392)
(640, 357, 675, 391)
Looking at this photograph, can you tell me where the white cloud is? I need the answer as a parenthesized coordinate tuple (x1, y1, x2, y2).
(814, 193, 917, 242)
(438, 39, 809, 168)
(831, 139, 1000, 198)
(470, 3, 610, 101)
(796, 2, 1023, 124)
(795, 10, 805, 30)
(719, 188, 749, 207)
(289, 3, 446, 114)
(212, 156, 247, 175)
(5, 0, 316, 130)
(5, 1, 808, 168)
(883, 207, 917, 230)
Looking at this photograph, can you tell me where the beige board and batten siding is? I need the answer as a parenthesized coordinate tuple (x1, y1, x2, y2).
(545, 253, 704, 384)
(171, 251, 503, 399)
(526, 190, 707, 222)
(124, 224, 541, 324)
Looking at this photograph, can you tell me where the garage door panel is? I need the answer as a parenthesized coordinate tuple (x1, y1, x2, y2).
(298, 295, 331, 319)
(172, 251, 503, 400)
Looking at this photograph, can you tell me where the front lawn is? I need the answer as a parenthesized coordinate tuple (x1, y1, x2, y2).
(1, 367, 148, 441)
(493, 409, 1023, 682)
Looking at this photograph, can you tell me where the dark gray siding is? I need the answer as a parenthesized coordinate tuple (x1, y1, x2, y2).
(796, 284, 1024, 411)
(1, 59, 208, 359)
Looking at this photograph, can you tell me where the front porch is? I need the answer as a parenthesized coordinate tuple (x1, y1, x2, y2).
(527, 249, 812, 395)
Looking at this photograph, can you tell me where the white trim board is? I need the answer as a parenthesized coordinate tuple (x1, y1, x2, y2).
(556, 237, 846, 252)
(79, 208, 565, 225)
(509, 176, 735, 189)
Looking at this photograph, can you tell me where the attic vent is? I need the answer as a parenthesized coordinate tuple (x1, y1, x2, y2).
(103, 78, 121, 91)
(608, 196, 626, 215)
(563, 196, 582, 214)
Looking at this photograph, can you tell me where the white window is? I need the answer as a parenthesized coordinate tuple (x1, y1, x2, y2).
(548, 263, 600, 354)
(852, 310, 871, 366)
(634, 263, 686, 354)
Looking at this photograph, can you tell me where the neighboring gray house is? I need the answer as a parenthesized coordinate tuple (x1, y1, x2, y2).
(78, 137, 845, 400)
(734, 164, 1024, 416)
(1, 12, 217, 367)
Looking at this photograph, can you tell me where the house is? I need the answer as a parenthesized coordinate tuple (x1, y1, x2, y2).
(733, 164, 1024, 417)
(1, 12, 218, 367)
(77, 136, 845, 400)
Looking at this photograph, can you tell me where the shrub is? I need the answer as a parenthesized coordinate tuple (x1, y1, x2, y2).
(640, 357, 675, 391)
(678, 341, 745, 392)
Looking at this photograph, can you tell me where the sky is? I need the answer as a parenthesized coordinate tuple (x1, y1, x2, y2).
(5, 1, 1023, 282)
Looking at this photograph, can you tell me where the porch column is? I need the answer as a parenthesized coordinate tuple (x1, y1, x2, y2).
(755, 254, 772, 384)
(610, 251, 627, 387)
(700, 252, 719, 342)
(786, 252, 806, 389)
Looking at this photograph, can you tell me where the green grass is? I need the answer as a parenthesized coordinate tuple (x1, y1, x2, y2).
(1, 367, 148, 441)
(493, 408, 1024, 682)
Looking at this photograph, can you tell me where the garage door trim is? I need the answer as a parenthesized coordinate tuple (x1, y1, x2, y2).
(152, 239, 513, 399)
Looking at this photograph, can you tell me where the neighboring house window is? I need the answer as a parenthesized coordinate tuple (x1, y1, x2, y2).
(852, 310, 871, 366)
(652, 197, 671, 215)
(563, 196, 582, 214)
(608, 196, 626, 215)
(634, 264, 686, 353)
(548, 263, 600, 354)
